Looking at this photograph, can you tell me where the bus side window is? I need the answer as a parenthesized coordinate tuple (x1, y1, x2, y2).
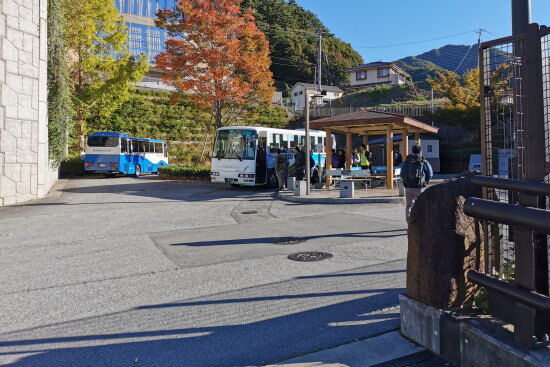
(121, 139, 127, 153)
(155, 143, 162, 153)
(132, 140, 139, 153)
(163, 143, 168, 157)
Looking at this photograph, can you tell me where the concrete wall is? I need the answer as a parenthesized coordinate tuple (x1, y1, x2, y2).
(0, 0, 57, 206)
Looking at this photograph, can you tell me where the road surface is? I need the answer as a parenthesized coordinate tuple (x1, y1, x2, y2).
(0, 176, 408, 366)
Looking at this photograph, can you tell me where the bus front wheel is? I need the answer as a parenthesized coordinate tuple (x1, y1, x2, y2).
(134, 165, 141, 178)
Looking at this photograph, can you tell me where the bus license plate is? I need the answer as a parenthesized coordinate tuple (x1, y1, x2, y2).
(98, 163, 105, 167)
(225, 178, 237, 184)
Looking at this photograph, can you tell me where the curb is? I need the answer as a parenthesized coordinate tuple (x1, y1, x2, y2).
(277, 191, 405, 204)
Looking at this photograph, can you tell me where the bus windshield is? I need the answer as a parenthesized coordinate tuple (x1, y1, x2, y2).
(87, 136, 119, 147)
(213, 130, 256, 160)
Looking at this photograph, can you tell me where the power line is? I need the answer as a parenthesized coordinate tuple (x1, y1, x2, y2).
(355, 30, 477, 49)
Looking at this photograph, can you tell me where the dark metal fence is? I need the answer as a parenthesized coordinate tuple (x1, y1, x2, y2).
(475, 23, 550, 349)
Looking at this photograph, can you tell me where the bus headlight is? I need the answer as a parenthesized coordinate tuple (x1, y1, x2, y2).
(238, 174, 255, 178)
(210, 172, 220, 176)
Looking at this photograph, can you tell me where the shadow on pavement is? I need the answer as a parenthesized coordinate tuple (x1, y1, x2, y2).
(0, 288, 405, 367)
(170, 229, 407, 247)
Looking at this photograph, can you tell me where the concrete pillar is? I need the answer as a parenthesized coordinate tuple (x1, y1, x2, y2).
(386, 125, 394, 189)
(345, 133, 352, 169)
(325, 129, 332, 188)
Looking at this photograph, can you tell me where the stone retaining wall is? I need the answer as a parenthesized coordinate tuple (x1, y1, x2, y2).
(0, 0, 57, 206)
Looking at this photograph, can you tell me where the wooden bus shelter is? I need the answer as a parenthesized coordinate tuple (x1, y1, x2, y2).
(309, 110, 439, 189)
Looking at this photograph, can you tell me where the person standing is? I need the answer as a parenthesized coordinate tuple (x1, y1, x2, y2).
(352, 148, 360, 167)
(359, 144, 370, 171)
(331, 149, 339, 168)
(274, 149, 288, 191)
(294, 146, 306, 181)
(337, 149, 346, 169)
(401, 144, 433, 223)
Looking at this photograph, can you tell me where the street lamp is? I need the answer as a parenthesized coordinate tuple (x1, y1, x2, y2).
(305, 92, 325, 195)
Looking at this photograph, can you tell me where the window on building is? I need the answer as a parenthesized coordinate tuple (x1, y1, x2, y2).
(294, 92, 298, 96)
(377, 68, 390, 77)
(299, 91, 303, 95)
(356, 71, 367, 80)
(427, 144, 433, 153)
(126, 23, 168, 60)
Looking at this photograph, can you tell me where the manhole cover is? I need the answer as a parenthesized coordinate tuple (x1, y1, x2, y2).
(241, 210, 258, 215)
(288, 252, 333, 262)
(270, 237, 305, 245)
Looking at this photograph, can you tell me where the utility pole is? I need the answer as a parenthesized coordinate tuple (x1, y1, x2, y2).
(317, 31, 322, 92)
(511, 0, 531, 35)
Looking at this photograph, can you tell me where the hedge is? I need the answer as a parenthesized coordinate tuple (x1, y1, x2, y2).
(59, 155, 85, 177)
(158, 166, 210, 180)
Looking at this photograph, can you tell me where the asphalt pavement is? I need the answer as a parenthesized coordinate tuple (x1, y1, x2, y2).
(0, 176, 410, 366)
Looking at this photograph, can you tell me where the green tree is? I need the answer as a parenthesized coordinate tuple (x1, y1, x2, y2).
(427, 69, 480, 132)
(62, 0, 148, 151)
(241, 0, 363, 88)
(47, 0, 74, 165)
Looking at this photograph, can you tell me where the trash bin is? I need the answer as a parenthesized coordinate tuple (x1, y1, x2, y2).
(340, 180, 354, 198)
(287, 177, 296, 191)
(294, 180, 307, 196)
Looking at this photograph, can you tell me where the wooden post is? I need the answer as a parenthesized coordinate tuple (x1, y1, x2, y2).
(325, 129, 332, 188)
(401, 128, 409, 159)
(346, 133, 352, 169)
(363, 135, 369, 151)
(386, 125, 394, 189)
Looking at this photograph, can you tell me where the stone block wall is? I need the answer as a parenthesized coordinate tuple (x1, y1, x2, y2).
(0, 0, 57, 206)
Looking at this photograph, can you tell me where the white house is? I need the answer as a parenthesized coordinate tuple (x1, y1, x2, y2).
(290, 83, 344, 111)
(345, 62, 411, 91)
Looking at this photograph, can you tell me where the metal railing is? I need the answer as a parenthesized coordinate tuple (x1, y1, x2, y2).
(291, 104, 442, 118)
(464, 177, 550, 348)
(475, 23, 550, 349)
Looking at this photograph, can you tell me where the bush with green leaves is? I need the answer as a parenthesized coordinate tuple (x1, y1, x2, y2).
(158, 166, 211, 180)
(59, 155, 85, 177)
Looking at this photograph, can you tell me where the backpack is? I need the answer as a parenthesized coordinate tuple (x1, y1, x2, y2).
(276, 154, 288, 171)
(402, 154, 426, 188)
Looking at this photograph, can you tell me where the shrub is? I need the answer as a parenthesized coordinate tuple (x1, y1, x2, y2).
(158, 166, 210, 181)
(59, 155, 85, 177)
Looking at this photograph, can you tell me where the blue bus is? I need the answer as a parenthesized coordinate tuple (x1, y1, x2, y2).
(84, 132, 169, 176)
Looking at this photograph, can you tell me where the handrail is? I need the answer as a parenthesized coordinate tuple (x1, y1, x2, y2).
(468, 271, 550, 311)
(472, 176, 550, 196)
(464, 198, 550, 234)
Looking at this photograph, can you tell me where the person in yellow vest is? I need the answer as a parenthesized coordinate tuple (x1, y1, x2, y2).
(359, 144, 370, 171)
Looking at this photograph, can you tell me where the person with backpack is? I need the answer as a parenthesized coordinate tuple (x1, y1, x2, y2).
(274, 149, 288, 191)
(294, 146, 306, 181)
(401, 144, 433, 223)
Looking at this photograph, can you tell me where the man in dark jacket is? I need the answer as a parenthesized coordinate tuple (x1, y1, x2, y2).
(294, 146, 306, 181)
(401, 144, 433, 223)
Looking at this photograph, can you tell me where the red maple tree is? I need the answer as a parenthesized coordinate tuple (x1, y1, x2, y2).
(155, 0, 274, 128)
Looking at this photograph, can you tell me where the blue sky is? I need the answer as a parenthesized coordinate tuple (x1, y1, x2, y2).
(294, 0, 550, 62)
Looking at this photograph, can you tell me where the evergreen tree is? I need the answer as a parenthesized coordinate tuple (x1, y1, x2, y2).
(62, 0, 149, 151)
(47, 0, 74, 165)
(241, 0, 363, 88)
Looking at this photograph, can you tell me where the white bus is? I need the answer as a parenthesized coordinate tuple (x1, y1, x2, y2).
(210, 126, 332, 187)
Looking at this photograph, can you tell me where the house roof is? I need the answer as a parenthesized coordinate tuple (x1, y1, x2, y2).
(346, 62, 391, 71)
(346, 62, 411, 78)
(309, 109, 439, 135)
(293, 83, 343, 93)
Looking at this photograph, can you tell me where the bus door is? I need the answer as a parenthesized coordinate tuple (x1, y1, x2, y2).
(255, 136, 267, 184)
